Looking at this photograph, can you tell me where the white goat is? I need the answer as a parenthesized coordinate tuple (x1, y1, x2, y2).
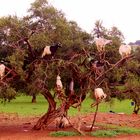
(42, 46, 51, 57)
(55, 116, 69, 128)
(94, 88, 107, 100)
(119, 44, 131, 58)
(0, 64, 6, 80)
(56, 75, 63, 90)
(95, 37, 112, 52)
(69, 79, 74, 93)
(91, 88, 107, 107)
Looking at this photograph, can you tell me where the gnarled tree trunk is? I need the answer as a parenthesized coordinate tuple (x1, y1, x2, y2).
(32, 94, 37, 103)
(33, 79, 56, 130)
(33, 78, 86, 130)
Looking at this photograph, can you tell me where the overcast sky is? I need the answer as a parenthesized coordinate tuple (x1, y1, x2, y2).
(0, 0, 140, 43)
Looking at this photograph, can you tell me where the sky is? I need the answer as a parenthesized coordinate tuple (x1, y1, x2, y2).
(0, 0, 140, 43)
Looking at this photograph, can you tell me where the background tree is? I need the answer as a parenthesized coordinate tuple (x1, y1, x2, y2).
(92, 20, 107, 38)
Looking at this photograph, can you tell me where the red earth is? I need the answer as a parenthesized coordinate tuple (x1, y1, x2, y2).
(0, 112, 140, 140)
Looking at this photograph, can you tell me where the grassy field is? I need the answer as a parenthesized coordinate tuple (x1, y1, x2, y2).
(0, 95, 134, 116)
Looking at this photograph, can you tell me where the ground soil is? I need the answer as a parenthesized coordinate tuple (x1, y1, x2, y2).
(0, 112, 140, 140)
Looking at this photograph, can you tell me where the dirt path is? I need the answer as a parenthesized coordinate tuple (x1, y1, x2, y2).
(0, 112, 140, 140)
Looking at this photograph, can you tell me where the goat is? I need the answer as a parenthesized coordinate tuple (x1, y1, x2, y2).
(55, 116, 69, 129)
(94, 88, 107, 100)
(91, 60, 104, 77)
(55, 75, 65, 100)
(95, 37, 112, 52)
(56, 75, 63, 91)
(119, 44, 131, 58)
(69, 78, 74, 94)
(0, 64, 6, 80)
(41, 43, 62, 58)
(91, 88, 107, 107)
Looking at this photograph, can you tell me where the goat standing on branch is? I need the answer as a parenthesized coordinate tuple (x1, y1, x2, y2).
(55, 75, 64, 100)
(0, 63, 5, 80)
(95, 37, 112, 52)
(94, 88, 107, 100)
(56, 75, 63, 91)
(41, 43, 62, 58)
(91, 88, 107, 107)
(69, 78, 74, 95)
(119, 44, 132, 58)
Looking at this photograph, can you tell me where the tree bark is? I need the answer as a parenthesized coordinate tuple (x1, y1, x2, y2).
(33, 79, 83, 130)
(33, 103, 68, 130)
(133, 104, 140, 114)
(32, 94, 36, 103)
(33, 79, 57, 130)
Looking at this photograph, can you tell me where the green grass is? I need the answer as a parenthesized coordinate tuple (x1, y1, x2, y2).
(0, 95, 139, 138)
(0, 95, 48, 116)
(50, 131, 80, 137)
(114, 127, 140, 134)
(68, 97, 134, 116)
(90, 127, 140, 137)
(90, 130, 118, 137)
(0, 95, 134, 116)
(49, 126, 140, 137)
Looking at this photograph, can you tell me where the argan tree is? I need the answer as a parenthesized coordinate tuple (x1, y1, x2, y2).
(0, 0, 138, 134)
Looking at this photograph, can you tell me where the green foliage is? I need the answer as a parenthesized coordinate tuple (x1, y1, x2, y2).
(0, 86, 17, 102)
(8, 49, 26, 77)
(114, 60, 140, 113)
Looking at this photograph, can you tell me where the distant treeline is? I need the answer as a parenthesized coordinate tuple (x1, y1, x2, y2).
(129, 40, 140, 46)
